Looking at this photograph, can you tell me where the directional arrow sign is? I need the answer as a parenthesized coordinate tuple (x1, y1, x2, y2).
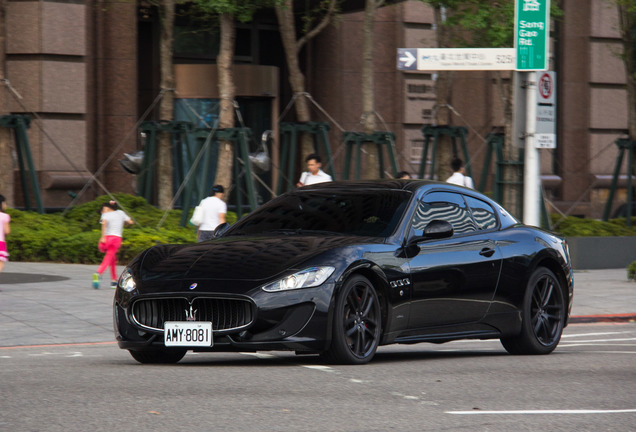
(397, 49, 417, 71)
(397, 48, 515, 71)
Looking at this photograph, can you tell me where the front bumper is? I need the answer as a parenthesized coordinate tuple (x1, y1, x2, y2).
(114, 282, 336, 353)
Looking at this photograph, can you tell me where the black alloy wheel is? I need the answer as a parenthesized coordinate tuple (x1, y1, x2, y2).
(501, 267, 565, 355)
(129, 349, 187, 364)
(324, 275, 381, 364)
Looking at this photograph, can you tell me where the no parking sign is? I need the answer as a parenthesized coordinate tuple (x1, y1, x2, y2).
(536, 71, 556, 148)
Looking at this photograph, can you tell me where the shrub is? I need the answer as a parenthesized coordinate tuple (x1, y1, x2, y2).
(48, 230, 103, 263)
(5, 194, 234, 264)
(7, 210, 83, 261)
(550, 215, 636, 237)
(628, 261, 636, 281)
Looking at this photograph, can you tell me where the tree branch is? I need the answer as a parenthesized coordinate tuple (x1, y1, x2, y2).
(297, 0, 338, 53)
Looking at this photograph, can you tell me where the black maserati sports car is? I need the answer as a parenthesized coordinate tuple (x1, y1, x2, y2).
(114, 180, 574, 364)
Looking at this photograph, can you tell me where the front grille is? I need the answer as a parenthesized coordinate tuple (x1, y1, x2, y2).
(132, 297, 254, 332)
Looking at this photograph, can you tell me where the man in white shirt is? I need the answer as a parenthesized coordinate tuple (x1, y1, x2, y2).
(446, 158, 474, 189)
(297, 153, 332, 187)
(196, 185, 227, 242)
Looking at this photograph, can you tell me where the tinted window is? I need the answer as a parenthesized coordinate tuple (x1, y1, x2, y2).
(464, 196, 498, 230)
(411, 191, 477, 235)
(227, 190, 412, 237)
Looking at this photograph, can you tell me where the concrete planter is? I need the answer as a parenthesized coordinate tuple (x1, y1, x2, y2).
(566, 236, 636, 270)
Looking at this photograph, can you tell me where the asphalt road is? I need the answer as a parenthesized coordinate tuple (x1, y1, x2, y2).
(2, 322, 635, 432)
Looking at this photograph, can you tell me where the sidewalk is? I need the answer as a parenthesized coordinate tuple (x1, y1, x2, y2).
(0, 262, 634, 348)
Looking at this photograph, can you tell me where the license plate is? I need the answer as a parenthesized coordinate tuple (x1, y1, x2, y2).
(164, 322, 213, 347)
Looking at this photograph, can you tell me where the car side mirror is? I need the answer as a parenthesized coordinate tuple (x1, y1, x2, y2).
(213, 222, 230, 238)
(423, 219, 454, 239)
(408, 219, 454, 245)
(398, 220, 454, 258)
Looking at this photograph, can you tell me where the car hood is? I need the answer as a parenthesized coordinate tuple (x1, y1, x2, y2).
(137, 235, 382, 282)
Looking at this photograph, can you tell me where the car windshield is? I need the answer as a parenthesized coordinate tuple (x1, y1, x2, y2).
(227, 189, 412, 238)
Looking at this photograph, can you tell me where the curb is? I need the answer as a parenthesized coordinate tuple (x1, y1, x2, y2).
(570, 313, 636, 324)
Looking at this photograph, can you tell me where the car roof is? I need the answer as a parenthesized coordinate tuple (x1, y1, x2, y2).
(298, 179, 445, 193)
(296, 180, 518, 228)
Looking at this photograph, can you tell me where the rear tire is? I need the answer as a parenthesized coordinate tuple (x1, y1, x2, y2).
(129, 349, 187, 364)
(324, 275, 381, 365)
(501, 267, 565, 355)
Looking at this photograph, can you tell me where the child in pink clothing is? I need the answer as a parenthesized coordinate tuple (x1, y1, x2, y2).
(0, 194, 10, 274)
(94, 200, 133, 289)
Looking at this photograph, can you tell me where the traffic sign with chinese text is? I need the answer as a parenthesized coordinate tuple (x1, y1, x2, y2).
(515, 0, 550, 70)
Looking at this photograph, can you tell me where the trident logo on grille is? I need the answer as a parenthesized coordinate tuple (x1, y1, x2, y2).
(185, 304, 198, 321)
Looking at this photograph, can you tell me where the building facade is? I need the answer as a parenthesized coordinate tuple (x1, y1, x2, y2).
(0, 0, 632, 219)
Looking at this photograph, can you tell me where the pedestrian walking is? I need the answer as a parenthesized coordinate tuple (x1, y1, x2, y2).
(0, 194, 10, 276)
(297, 154, 332, 187)
(194, 185, 227, 242)
(93, 200, 133, 289)
(446, 158, 474, 189)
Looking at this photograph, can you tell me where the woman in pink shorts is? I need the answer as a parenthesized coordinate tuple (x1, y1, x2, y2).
(93, 200, 133, 289)
(0, 194, 10, 274)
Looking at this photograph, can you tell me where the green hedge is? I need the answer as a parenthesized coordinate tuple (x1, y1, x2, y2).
(5, 194, 237, 264)
(550, 215, 636, 237)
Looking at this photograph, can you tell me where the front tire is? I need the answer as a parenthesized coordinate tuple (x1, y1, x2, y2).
(501, 267, 565, 355)
(324, 275, 381, 364)
(129, 349, 187, 364)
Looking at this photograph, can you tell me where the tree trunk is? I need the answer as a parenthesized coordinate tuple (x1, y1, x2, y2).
(157, 0, 175, 210)
(360, 0, 379, 179)
(495, 71, 521, 215)
(275, 2, 313, 159)
(215, 13, 236, 194)
(275, 2, 309, 188)
(361, 0, 376, 136)
(0, 0, 13, 205)
(433, 6, 453, 182)
(275, 0, 337, 171)
(275, 2, 310, 123)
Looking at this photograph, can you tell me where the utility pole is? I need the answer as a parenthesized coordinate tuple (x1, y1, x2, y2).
(515, 0, 550, 227)
(523, 72, 540, 225)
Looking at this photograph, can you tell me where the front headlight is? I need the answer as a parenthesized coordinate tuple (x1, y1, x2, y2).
(262, 266, 335, 292)
(118, 269, 137, 292)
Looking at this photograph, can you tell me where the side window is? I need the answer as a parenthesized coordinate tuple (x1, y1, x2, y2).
(411, 191, 477, 236)
(464, 196, 498, 230)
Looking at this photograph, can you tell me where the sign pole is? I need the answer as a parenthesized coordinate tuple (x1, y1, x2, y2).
(515, 0, 550, 226)
(523, 72, 541, 226)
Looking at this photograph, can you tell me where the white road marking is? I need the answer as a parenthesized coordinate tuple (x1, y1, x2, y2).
(562, 331, 634, 338)
(302, 365, 336, 373)
(560, 337, 636, 343)
(560, 343, 636, 348)
(28, 351, 55, 356)
(390, 391, 439, 405)
(447, 409, 636, 415)
(240, 352, 275, 359)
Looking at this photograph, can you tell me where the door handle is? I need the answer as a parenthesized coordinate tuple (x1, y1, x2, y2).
(479, 248, 495, 257)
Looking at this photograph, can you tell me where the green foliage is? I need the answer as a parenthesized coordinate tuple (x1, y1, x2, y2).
(193, 0, 280, 22)
(550, 215, 636, 237)
(423, 0, 563, 48)
(628, 261, 636, 281)
(5, 194, 237, 264)
(7, 210, 83, 262)
(48, 231, 103, 264)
